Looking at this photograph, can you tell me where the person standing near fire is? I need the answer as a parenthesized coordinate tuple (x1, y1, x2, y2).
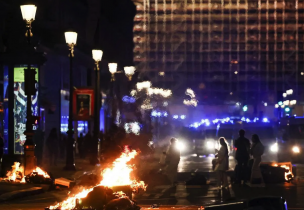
(165, 138, 180, 186)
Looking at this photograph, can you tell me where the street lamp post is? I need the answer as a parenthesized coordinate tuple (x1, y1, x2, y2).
(108, 63, 117, 126)
(124, 66, 135, 81)
(21, 4, 37, 175)
(91, 50, 103, 165)
(64, 31, 77, 170)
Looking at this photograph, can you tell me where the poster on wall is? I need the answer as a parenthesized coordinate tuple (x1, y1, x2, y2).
(73, 88, 94, 121)
(14, 67, 39, 154)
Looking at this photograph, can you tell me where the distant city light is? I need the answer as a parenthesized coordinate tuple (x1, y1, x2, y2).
(301, 72, 304, 75)
(264, 103, 267, 107)
(173, 115, 178, 119)
(263, 118, 269, 122)
(243, 105, 248, 112)
(180, 115, 186, 119)
(283, 93, 287, 98)
(275, 104, 279, 108)
(234, 71, 238, 74)
(278, 101, 283, 106)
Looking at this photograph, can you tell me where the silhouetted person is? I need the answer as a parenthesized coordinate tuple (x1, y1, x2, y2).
(214, 137, 229, 189)
(0, 132, 4, 163)
(250, 134, 265, 186)
(33, 128, 44, 166)
(59, 134, 67, 159)
(46, 128, 59, 166)
(165, 138, 180, 185)
(78, 133, 84, 158)
(234, 129, 251, 184)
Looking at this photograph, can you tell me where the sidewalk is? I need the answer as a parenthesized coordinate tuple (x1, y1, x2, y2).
(0, 157, 97, 203)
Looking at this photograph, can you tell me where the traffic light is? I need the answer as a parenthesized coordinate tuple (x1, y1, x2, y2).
(24, 68, 37, 96)
(285, 107, 290, 112)
(243, 105, 248, 112)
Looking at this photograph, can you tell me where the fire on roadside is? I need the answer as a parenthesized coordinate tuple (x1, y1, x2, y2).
(49, 147, 146, 210)
(2, 162, 50, 183)
(5, 162, 25, 183)
(272, 163, 294, 181)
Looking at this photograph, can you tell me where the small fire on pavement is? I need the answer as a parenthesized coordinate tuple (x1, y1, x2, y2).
(48, 147, 146, 210)
(272, 163, 294, 181)
(0, 162, 51, 184)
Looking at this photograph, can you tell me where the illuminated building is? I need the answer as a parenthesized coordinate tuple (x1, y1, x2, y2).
(133, 0, 304, 105)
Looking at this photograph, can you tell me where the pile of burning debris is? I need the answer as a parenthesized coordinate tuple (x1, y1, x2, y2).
(47, 147, 146, 210)
(0, 162, 52, 184)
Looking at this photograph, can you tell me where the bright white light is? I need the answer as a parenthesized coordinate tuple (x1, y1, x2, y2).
(193, 123, 199, 128)
(163, 101, 168, 106)
(275, 104, 279, 108)
(183, 98, 198, 107)
(264, 103, 267, 107)
(176, 141, 186, 152)
(270, 143, 278, 153)
(136, 81, 151, 90)
(108, 63, 117, 74)
(180, 115, 186, 120)
(284, 100, 290, 106)
(286, 89, 293, 95)
(92, 49, 103, 62)
(206, 141, 214, 150)
(185, 88, 195, 98)
(292, 146, 300, 153)
(65, 32, 77, 45)
(263, 118, 269, 122)
(173, 115, 178, 119)
(164, 112, 168, 117)
(20, 5, 37, 21)
(205, 121, 210, 126)
(124, 66, 136, 77)
(283, 93, 287, 98)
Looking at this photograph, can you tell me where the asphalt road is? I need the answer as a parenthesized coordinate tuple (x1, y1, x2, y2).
(0, 153, 302, 210)
(178, 153, 278, 173)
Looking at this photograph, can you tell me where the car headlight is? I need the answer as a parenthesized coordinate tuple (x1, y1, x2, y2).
(206, 141, 215, 150)
(292, 146, 300, 153)
(176, 142, 186, 151)
(270, 143, 279, 153)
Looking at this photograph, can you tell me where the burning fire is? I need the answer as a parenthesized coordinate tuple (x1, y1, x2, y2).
(5, 162, 25, 183)
(272, 163, 294, 181)
(49, 148, 146, 210)
(2, 162, 50, 183)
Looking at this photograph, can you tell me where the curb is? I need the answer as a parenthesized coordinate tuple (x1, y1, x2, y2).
(0, 187, 44, 202)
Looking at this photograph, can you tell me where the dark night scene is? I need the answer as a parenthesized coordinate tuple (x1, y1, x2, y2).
(0, 0, 304, 209)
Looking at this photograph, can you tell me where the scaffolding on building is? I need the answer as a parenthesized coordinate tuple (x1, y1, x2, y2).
(133, 0, 304, 104)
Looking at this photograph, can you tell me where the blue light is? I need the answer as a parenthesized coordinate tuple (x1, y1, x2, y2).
(243, 105, 248, 112)
(180, 115, 186, 119)
(193, 123, 199, 128)
(164, 112, 168, 117)
(263, 118, 269, 122)
(157, 112, 161, 117)
(151, 110, 157, 117)
(246, 118, 251, 123)
(173, 115, 178, 119)
(122, 95, 136, 103)
(241, 117, 246, 121)
(278, 101, 283, 106)
(205, 121, 210, 126)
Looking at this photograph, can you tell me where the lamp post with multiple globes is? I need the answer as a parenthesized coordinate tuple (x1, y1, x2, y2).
(64, 31, 77, 170)
(20, 4, 38, 175)
(91, 50, 103, 164)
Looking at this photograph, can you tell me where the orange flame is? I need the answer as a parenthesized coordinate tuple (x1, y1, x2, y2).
(49, 148, 146, 210)
(271, 163, 294, 181)
(30, 166, 51, 178)
(5, 162, 25, 183)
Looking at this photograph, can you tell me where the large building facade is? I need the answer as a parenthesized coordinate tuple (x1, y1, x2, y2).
(133, 0, 304, 107)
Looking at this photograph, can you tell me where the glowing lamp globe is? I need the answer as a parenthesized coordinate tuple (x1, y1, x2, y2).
(108, 63, 117, 74)
(124, 66, 136, 80)
(65, 32, 77, 45)
(20, 5, 37, 21)
(92, 50, 103, 62)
